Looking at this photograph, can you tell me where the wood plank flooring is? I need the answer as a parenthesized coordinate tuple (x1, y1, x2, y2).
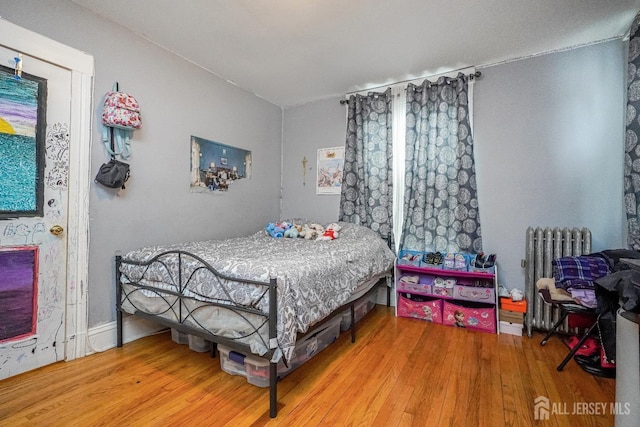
(0, 307, 616, 426)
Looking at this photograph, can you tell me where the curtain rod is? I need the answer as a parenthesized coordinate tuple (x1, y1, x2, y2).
(340, 71, 482, 105)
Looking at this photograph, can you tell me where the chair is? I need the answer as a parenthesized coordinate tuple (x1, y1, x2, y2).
(538, 288, 599, 371)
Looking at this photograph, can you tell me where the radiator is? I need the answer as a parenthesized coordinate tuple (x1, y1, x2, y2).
(523, 226, 592, 337)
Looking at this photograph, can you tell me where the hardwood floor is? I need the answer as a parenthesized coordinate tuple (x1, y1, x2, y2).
(0, 307, 616, 426)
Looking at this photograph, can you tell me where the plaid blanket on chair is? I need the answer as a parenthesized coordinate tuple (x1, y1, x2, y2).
(552, 256, 610, 290)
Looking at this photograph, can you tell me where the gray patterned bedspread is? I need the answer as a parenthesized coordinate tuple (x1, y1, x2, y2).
(119, 221, 395, 363)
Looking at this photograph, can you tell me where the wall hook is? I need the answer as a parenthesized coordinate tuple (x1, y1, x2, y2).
(14, 53, 22, 80)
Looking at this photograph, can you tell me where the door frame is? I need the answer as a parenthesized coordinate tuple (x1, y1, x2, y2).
(0, 18, 93, 361)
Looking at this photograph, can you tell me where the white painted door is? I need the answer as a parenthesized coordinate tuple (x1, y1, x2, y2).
(0, 45, 72, 379)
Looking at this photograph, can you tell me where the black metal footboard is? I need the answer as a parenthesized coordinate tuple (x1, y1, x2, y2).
(115, 250, 391, 419)
(115, 250, 280, 418)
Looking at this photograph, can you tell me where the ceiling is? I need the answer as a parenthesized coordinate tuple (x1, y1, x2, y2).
(72, 0, 640, 108)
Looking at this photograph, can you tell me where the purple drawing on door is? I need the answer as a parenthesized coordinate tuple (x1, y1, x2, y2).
(0, 246, 38, 342)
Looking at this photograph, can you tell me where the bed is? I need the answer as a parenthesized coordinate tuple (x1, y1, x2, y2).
(115, 221, 395, 418)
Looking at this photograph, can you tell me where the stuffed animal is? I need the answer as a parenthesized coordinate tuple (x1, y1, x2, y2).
(266, 222, 285, 238)
(300, 223, 321, 240)
(284, 225, 300, 238)
(307, 223, 325, 240)
(317, 222, 341, 240)
(278, 221, 292, 231)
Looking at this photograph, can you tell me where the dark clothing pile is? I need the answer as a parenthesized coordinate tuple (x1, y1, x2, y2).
(590, 249, 640, 366)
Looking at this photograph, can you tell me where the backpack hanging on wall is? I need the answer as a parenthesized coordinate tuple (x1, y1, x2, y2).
(95, 82, 140, 189)
(101, 82, 141, 159)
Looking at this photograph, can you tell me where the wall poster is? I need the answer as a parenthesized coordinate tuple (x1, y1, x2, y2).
(0, 65, 47, 218)
(190, 135, 252, 193)
(316, 146, 344, 195)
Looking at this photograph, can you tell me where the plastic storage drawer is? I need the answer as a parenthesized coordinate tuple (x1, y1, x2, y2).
(340, 293, 377, 331)
(170, 328, 189, 345)
(284, 315, 341, 375)
(218, 315, 342, 386)
(218, 344, 271, 387)
(188, 334, 212, 352)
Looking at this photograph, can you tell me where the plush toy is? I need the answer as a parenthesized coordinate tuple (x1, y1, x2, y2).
(317, 222, 341, 240)
(303, 223, 323, 240)
(284, 225, 300, 238)
(300, 223, 314, 239)
(277, 221, 292, 231)
(266, 222, 285, 238)
(266, 221, 297, 238)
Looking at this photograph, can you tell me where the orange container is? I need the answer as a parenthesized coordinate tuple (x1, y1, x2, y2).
(500, 297, 527, 313)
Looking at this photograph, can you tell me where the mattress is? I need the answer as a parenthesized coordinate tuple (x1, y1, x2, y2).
(119, 221, 395, 363)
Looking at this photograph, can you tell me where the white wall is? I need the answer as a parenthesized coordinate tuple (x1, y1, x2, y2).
(281, 39, 627, 292)
(1, 0, 283, 327)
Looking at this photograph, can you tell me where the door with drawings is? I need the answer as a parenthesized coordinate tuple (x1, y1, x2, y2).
(0, 44, 72, 379)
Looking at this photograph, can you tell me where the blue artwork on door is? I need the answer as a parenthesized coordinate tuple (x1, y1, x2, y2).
(0, 247, 38, 343)
(0, 65, 47, 218)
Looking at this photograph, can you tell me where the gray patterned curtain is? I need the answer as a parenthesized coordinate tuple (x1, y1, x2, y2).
(400, 73, 482, 253)
(625, 11, 640, 250)
(339, 89, 393, 241)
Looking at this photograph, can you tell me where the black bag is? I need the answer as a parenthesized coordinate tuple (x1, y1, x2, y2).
(95, 158, 130, 189)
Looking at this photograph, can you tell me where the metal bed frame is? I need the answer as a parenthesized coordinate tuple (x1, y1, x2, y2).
(115, 249, 389, 418)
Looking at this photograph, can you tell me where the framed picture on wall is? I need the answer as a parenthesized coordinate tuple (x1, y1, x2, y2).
(316, 146, 344, 195)
(190, 135, 252, 194)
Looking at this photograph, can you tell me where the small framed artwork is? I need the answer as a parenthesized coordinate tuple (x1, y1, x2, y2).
(190, 135, 252, 194)
(316, 146, 344, 195)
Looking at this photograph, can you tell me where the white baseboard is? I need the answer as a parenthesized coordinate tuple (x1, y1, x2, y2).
(86, 315, 166, 355)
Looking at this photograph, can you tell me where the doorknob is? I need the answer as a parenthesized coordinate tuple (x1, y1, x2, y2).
(50, 225, 64, 235)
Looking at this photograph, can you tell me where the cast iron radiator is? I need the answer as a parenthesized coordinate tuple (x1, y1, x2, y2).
(523, 226, 592, 337)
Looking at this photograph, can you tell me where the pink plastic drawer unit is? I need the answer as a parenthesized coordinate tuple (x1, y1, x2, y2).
(397, 293, 442, 323)
(442, 300, 496, 333)
(397, 275, 433, 295)
(452, 285, 495, 303)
